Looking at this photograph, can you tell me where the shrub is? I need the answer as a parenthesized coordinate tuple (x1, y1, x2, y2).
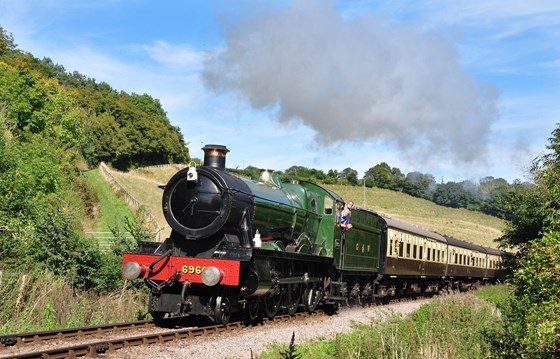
(498, 232, 560, 357)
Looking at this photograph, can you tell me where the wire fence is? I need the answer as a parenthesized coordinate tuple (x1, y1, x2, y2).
(131, 163, 186, 171)
(98, 162, 163, 242)
(84, 231, 159, 252)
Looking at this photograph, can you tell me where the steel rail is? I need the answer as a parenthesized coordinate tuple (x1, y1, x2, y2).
(0, 320, 155, 348)
(0, 311, 324, 359)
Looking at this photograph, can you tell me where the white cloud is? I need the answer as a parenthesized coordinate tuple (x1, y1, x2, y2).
(139, 41, 208, 71)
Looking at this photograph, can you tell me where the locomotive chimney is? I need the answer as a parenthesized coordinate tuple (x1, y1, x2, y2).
(202, 144, 229, 170)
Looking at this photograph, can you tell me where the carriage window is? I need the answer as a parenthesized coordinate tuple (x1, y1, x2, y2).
(389, 240, 393, 256)
(399, 242, 404, 257)
(413, 244, 417, 259)
(324, 198, 333, 215)
(419, 246, 423, 260)
(406, 243, 411, 258)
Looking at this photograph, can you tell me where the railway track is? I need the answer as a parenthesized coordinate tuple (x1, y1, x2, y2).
(0, 311, 326, 359)
(0, 320, 155, 348)
(0, 295, 429, 359)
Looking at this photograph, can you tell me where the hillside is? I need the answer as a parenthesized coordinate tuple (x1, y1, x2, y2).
(106, 165, 504, 248)
(104, 164, 186, 238)
(324, 184, 504, 248)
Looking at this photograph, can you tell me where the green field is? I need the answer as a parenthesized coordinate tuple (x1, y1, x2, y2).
(103, 166, 504, 248)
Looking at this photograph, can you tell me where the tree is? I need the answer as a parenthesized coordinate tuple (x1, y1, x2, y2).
(283, 165, 309, 181)
(461, 180, 481, 210)
(496, 124, 560, 357)
(365, 162, 393, 189)
(339, 167, 358, 185)
(432, 182, 468, 208)
(390, 167, 406, 190)
(324, 169, 339, 184)
(479, 177, 513, 218)
(404, 172, 436, 199)
(0, 26, 18, 56)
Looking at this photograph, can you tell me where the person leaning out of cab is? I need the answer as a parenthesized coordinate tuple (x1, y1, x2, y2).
(339, 201, 353, 230)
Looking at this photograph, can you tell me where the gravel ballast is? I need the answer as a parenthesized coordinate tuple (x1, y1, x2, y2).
(108, 299, 431, 359)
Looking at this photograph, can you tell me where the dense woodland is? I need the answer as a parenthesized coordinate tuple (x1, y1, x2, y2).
(0, 25, 188, 291)
(0, 24, 559, 356)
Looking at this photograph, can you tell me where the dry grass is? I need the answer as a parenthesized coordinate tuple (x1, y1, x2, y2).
(104, 166, 504, 248)
(107, 165, 186, 237)
(0, 270, 148, 333)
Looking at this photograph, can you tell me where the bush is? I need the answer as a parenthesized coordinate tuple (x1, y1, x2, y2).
(475, 283, 513, 308)
(0, 129, 125, 292)
(498, 232, 560, 357)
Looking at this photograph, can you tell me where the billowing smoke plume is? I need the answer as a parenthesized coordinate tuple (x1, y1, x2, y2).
(203, 1, 498, 163)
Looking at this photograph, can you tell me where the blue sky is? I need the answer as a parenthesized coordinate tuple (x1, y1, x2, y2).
(1, 0, 558, 183)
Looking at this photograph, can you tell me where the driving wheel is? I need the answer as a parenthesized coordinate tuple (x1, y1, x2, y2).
(214, 294, 232, 324)
(283, 284, 301, 316)
(261, 290, 281, 318)
(303, 283, 323, 313)
(245, 297, 259, 321)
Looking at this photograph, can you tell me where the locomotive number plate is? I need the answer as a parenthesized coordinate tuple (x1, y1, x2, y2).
(182, 265, 205, 275)
(122, 254, 240, 286)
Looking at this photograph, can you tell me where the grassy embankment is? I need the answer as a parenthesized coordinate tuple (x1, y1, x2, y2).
(257, 285, 512, 359)
(82, 168, 137, 233)
(106, 164, 186, 238)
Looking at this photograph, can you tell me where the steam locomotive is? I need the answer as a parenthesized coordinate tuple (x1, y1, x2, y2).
(122, 144, 509, 324)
